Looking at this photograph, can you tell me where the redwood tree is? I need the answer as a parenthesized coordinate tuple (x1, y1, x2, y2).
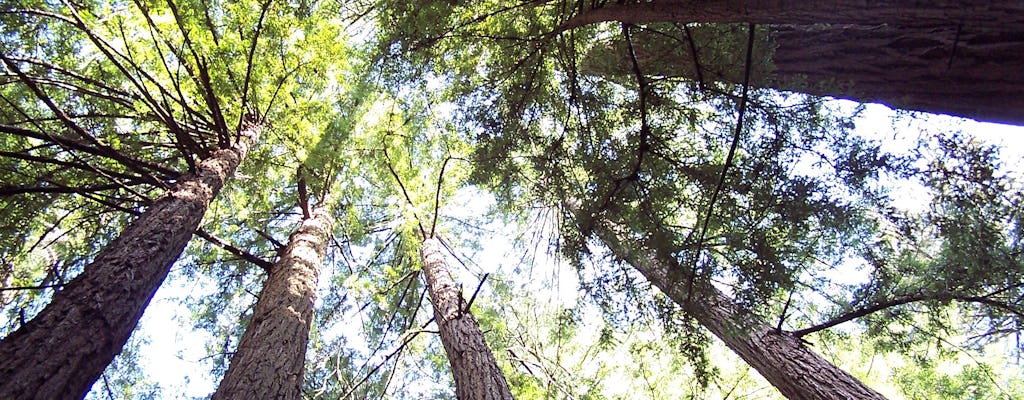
(0, 123, 259, 399)
(562, 1, 1024, 124)
(767, 24, 1024, 125)
(585, 23, 1024, 125)
(583, 210, 886, 400)
(212, 204, 334, 400)
(420, 237, 514, 400)
(560, 1, 1024, 31)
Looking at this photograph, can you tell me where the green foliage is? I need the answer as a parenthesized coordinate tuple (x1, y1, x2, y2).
(373, 2, 1024, 397)
(376, 0, 888, 319)
(2, 0, 1023, 398)
(832, 131, 1024, 357)
(85, 332, 162, 400)
(896, 363, 1005, 400)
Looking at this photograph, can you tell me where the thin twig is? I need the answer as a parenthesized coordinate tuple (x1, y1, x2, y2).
(463, 273, 490, 313)
(429, 156, 451, 238)
(680, 23, 706, 92)
(381, 141, 427, 239)
(0, 283, 65, 292)
(195, 229, 274, 271)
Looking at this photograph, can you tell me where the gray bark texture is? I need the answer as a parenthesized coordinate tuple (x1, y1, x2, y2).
(420, 237, 513, 400)
(562, 1, 1024, 32)
(587, 213, 888, 400)
(570, 2, 1024, 125)
(211, 205, 333, 400)
(0, 124, 259, 400)
(768, 25, 1024, 125)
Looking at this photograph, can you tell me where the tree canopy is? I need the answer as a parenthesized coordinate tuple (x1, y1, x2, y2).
(2, 0, 1023, 399)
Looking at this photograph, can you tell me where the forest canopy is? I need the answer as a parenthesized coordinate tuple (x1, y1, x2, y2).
(1, 1, 1023, 399)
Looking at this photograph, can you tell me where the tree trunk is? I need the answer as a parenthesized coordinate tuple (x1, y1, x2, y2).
(767, 25, 1024, 125)
(587, 214, 887, 400)
(0, 124, 259, 400)
(570, 3, 1024, 125)
(419, 237, 513, 400)
(212, 205, 333, 400)
(563, 1, 1024, 32)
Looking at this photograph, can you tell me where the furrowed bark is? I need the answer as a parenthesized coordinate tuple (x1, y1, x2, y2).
(0, 123, 259, 400)
(420, 237, 513, 400)
(562, 1, 1024, 32)
(768, 25, 1024, 126)
(586, 24, 1024, 125)
(212, 205, 333, 400)
(586, 212, 887, 400)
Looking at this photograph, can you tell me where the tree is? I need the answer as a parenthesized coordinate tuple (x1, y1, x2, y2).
(561, 1, 1024, 124)
(421, 236, 514, 400)
(0, 120, 260, 399)
(212, 203, 334, 400)
(0, 0, 325, 396)
(212, 67, 364, 398)
(367, 96, 514, 399)
(559, 1, 1024, 31)
(580, 207, 887, 399)
(583, 23, 1024, 125)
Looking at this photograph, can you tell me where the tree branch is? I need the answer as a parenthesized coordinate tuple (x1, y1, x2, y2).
(0, 283, 65, 293)
(429, 156, 451, 238)
(195, 229, 274, 272)
(0, 123, 180, 180)
(0, 183, 125, 196)
(792, 288, 1024, 338)
(381, 140, 428, 239)
(685, 23, 756, 305)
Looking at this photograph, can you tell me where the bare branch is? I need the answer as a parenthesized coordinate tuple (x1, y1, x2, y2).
(0, 283, 65, 293)
(381, 140, 427, 239)
(195, 229, 274, 271)
(793, 288, 1024, 338)
(429, 156, 451, 238)
(0, 123, 179, 181)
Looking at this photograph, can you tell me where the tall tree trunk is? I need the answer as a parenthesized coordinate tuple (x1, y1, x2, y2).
(419, 237, 513, 400)
(563, 1, 1024, 33)
(570, 3, 1024, 125)
(585, 213, 887, 400)
(767, 25, 1024, 125)
(212, 205, 333, 400)
(0, 124, 260, 400)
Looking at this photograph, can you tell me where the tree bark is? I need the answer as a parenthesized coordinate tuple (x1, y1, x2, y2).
(767, 25, 1024, 125)
(419, 237, 513, 400)
(586, 24, 1024, 125)
(212, 205, 333, 400)
(562, 1, 1024, 32)
(569, 3, 1024, 125)
(586, 213, 887, 400)
(0, 124, 259, 400)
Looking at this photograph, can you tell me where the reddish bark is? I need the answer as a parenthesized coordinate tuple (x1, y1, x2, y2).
(562, 1, 1024, 32)
(212, 206, 333, 400)
(0, 124, 259, 400)
(589, 215, 887, 400)
(568, 2, 1024, 125)
(586, 24, 1024, 125)
(768, 25, 1024, 125)
(420, 237, 513, 400)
